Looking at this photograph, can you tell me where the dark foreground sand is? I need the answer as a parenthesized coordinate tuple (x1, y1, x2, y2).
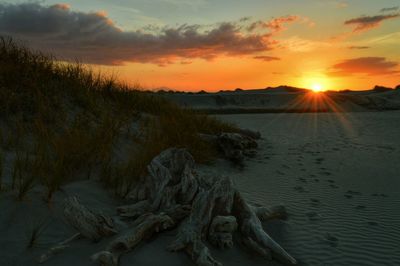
(201, 111, 400, 265)
(1, 111, 399, 266)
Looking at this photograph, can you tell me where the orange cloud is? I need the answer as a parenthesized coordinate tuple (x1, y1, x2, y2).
(253, 56, 280, 62)
(328, 57, 400, 76)
(248, 15, 314, 33)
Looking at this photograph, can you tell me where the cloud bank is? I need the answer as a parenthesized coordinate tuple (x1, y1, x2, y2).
(0, 2, 305, 66)
(329, 57, 399, 76)
(345, 13, 400, 33)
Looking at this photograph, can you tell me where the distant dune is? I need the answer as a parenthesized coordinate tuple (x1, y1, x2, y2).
(160, 85, 400, 113)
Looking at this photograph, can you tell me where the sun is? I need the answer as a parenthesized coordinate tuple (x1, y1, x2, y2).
(311, 83, 323, 93)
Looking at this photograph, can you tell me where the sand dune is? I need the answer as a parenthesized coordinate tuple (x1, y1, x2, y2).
(162, 86, 400, 113)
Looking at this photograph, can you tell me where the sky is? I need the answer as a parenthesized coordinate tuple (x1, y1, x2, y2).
(0, 0, 399, 91)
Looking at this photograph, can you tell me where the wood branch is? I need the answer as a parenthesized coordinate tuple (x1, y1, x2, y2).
(94, 148, 295, 266)
(38, 233, 81, 263)
(91, 213, 175, 266)
(168, 176, 235, 266)
(218, 132, 257, 163)
(233, 191, 297, 265)
(117, 200, 151, 218)
(250, 204, 288, 221)
(208, 216, 237, 249)
(64, 196, 117, 242)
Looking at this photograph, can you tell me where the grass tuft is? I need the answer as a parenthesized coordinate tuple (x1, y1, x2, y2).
(0, 37, 239, 198)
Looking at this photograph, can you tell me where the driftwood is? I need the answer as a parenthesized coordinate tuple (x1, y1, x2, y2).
(39, 197, 117, 263)
(38, 233, 81, 263)
(92, 148, 296, 266)
(200, 132, 258, 164)
(91, 213, 175, 266)
(63, 196, 117, 241)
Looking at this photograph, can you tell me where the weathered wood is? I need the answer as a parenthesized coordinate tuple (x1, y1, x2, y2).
(217, 133, 258, 163)
(233, 191, 297, 265)
(208, 216, 237, 249)
(91, 213, 175, 266)
(90, 148, 296, 266)
(251, 204, 288, 221)
(117, 200, 151, 218)
(63, 196, 117, 242)
(38, 233, 81, 263)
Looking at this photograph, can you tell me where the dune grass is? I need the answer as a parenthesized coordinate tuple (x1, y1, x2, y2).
(0, 37, 238, 199)
(26, 218, 49, 249)
(0, 148, 3, 191)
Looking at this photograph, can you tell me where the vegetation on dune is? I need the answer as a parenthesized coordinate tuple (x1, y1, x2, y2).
(0, 37, 238, 199)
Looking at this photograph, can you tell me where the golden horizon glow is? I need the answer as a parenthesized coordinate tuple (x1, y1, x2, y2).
(301, 76, 330, 93)
(311, 83, 323, 93)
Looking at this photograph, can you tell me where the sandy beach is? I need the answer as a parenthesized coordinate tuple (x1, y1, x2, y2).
(2, 110, 399, 265)
(201, 111, 400, 265)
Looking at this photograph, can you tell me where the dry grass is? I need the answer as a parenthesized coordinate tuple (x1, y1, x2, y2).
(0, 37, 239, 199)
(0, 148, 3, 191)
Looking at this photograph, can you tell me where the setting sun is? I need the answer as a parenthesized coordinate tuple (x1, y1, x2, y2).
(311, 83, 323, 93)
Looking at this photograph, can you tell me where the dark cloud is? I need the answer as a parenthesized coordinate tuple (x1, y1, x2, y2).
(380, 7, 399, 13)
(348, 46, 370, 49)
(0, 2, 293, 66)
(328, 57, 399, 76)
(344, 13, 400, 33)
(247, 15, 310, 33)
(253, 56, 280, 62)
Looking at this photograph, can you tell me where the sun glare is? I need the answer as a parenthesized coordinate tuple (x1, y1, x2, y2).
(301, 76, 329, 93)
(311, 83, 323, 93)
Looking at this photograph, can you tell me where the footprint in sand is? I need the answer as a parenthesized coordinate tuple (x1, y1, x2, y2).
(324, 233, 339, 247)
(330, 184, 339, 189)
(371, 193, 388, 198)
(320, 171, 332, 176)
(310, 199, 321, 206)
(368, 221, 379, 226)
(314, 179, 320, 182)
(346, 190, 362, 196)
(306, 211, 320, 221)
(345, 194, 353, 199)
(276, 170, 285, 175)
(294, 186, 306, 193)
(355, 205, 366, 210)
(298, 177, 307, 183)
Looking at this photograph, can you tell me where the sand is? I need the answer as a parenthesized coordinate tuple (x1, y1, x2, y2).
(1, 110, 399, 265)
(200, 111, 400, 265)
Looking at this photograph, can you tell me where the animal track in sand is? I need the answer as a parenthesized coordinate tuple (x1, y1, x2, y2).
(320, 171, 331, 176)
(306, 211, 320, 221)
(298, 177, 307, 183)
(371, 193, 388, 198)
(355, 205, 366, 210)
(346, 190, 362, 196)
(294, 186, 307, 193)
(324, 233, 339, 247)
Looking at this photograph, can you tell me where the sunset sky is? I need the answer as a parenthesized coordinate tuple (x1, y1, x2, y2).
(1, 0, 399, 91)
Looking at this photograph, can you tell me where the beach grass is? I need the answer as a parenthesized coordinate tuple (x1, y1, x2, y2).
(0, 37, 237, 199)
